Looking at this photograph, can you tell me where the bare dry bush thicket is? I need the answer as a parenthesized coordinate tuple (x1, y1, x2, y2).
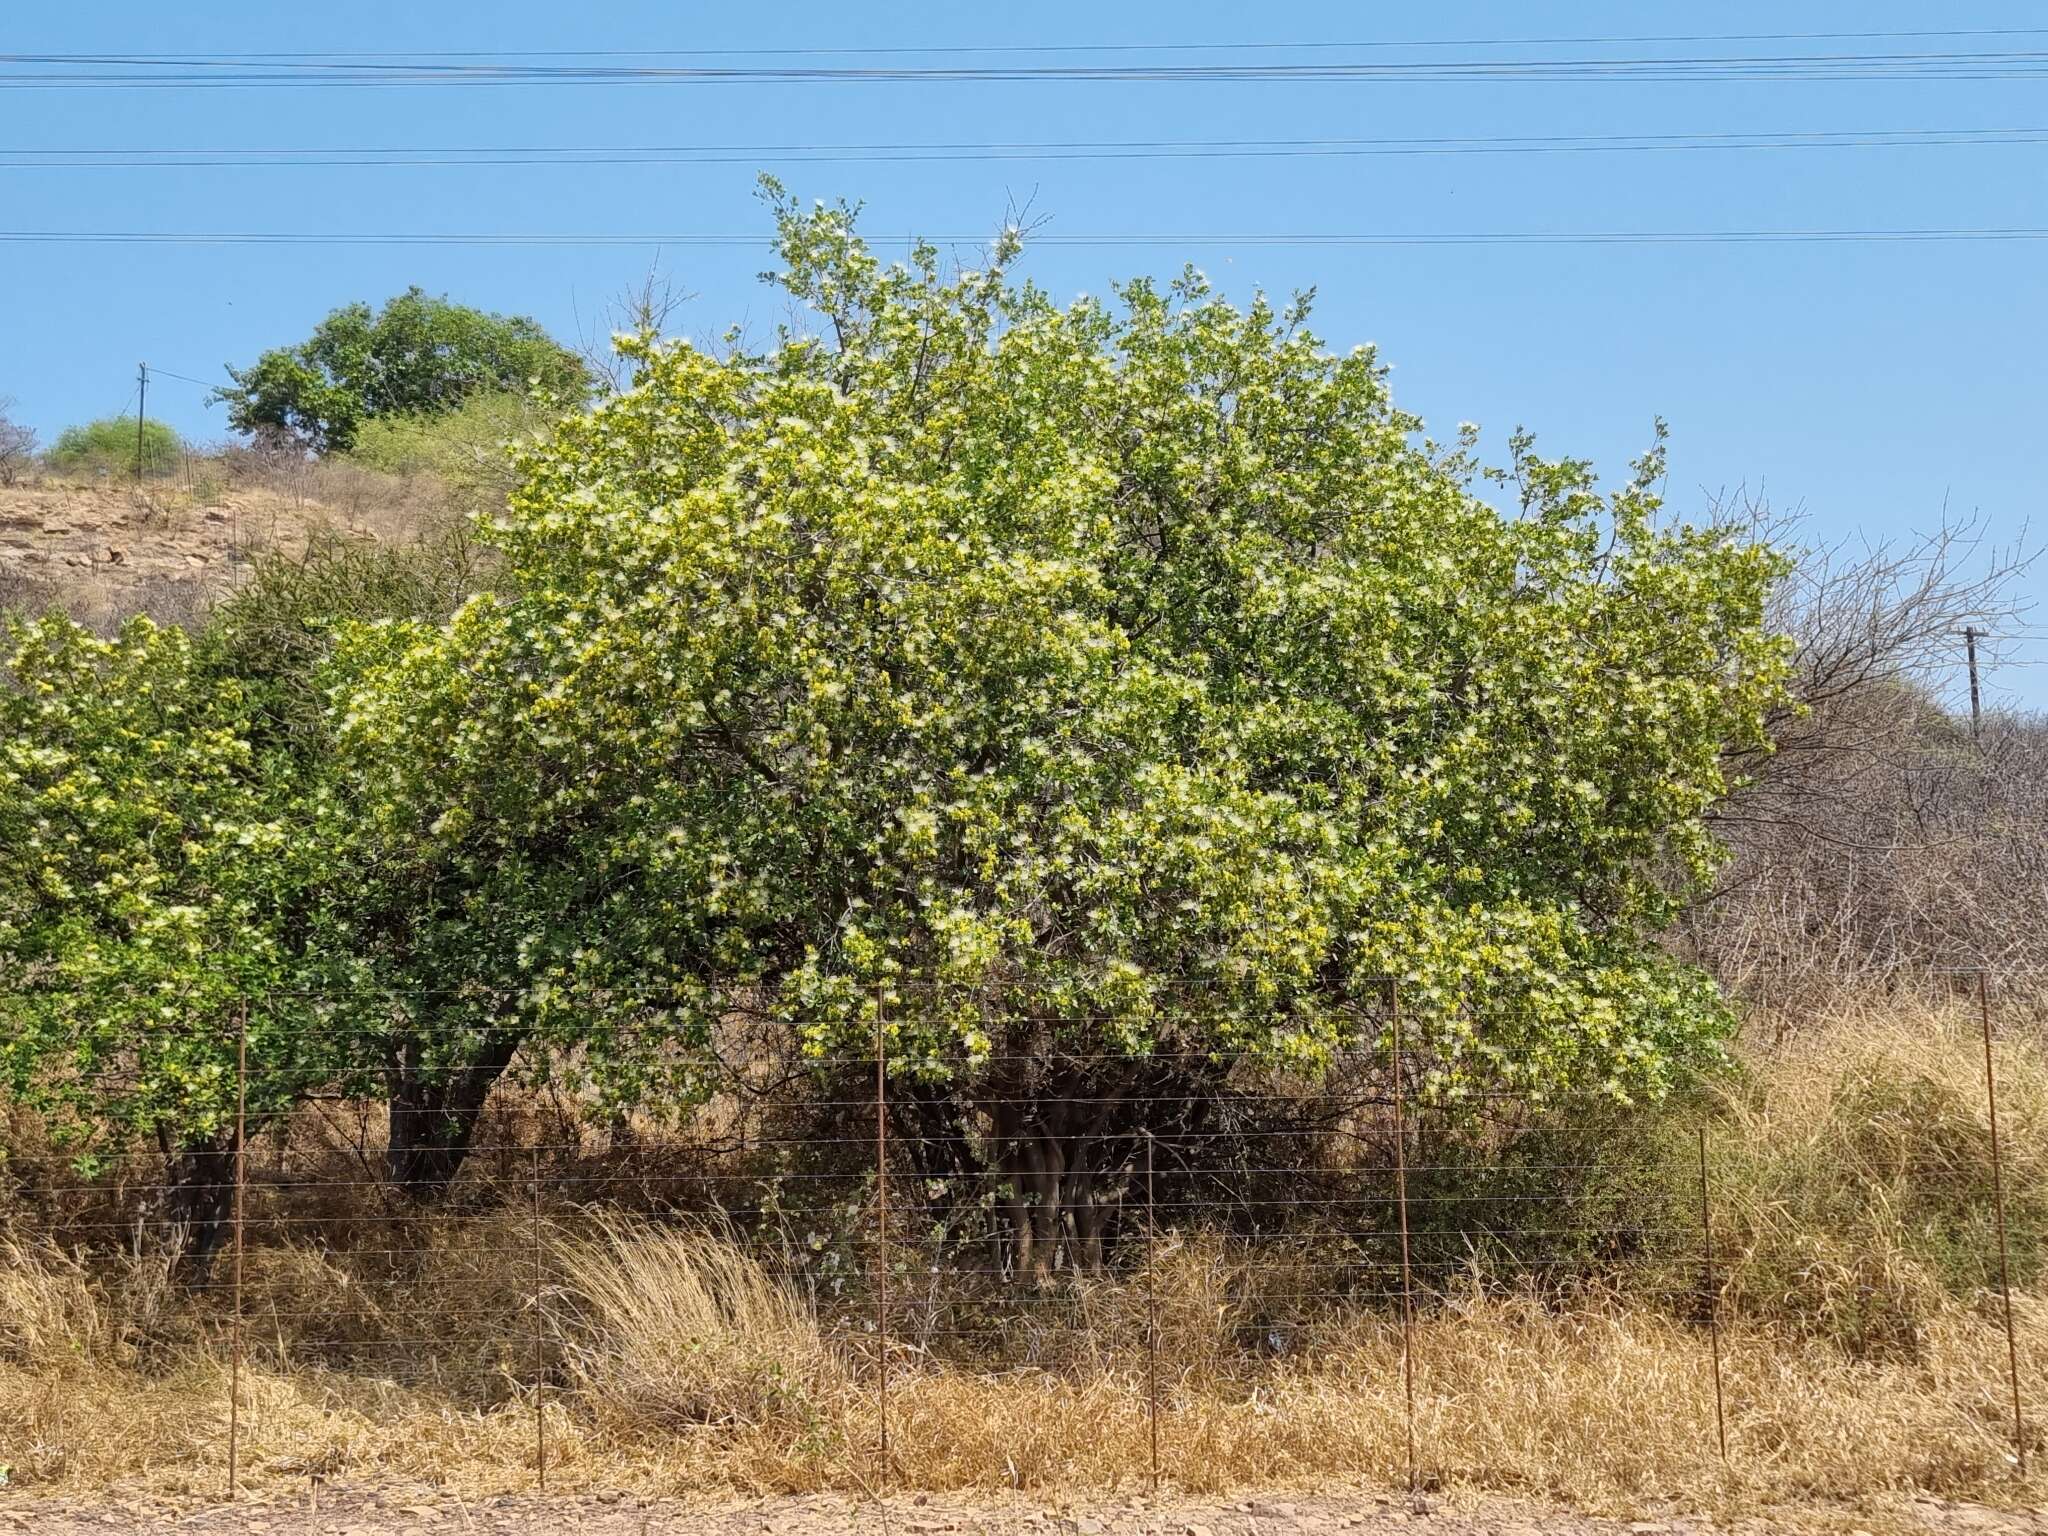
(1680, 509, 2046, 1009)
(0, 397, 36, 486)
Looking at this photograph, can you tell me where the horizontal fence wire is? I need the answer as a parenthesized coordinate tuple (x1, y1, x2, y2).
(0, 974, 2032, 1500)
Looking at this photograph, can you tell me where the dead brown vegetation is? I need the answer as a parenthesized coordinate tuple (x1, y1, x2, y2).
(3, 1002, 2044, 1511)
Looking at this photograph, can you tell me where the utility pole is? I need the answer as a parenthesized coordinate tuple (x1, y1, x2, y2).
(1963, 626, 1984, 744)
(135, 363, 148, 486)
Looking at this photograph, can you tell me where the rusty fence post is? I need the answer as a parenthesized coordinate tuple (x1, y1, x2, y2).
(1389, 983, 1417, 1496)
(1979, 971, 2028, 1477)
(1145, 1127, 1160, 1494)
(531, 1145, 547, 1491)
(1697, 1126, 1728, 1464)
(875, 992, 890, 1498)
(228, 1002, 248, 1498)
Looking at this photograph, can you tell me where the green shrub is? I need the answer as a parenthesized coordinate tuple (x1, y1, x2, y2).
(346, 389, 556, 509)
(46, 417, 182, 479)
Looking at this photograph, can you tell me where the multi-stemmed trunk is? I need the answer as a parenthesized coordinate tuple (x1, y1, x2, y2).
(385, 1030, 524, 1201)
(895, 1052, 1218, 1288)
(158, 1135, 237, 1279)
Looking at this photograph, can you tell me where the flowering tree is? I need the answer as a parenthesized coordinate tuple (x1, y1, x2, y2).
(333, 186, 1792, 1271)
(0, 535, 492, 1237)
(0, 617, 338, 1261)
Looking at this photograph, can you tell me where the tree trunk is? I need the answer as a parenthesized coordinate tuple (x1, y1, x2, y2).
(978, 1052, 1223, 1287)
(159, 1136, 236, 1280)
(989, 1103, 1126, 1284)
(386, 1031, 522, 1201)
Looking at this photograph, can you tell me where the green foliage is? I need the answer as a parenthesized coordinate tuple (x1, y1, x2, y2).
(216, 288, 587, 454)
(334, 185, 1793, 1112)
(0, 616, 329, 1155)
(45, 417, 182, 479)
(346, 389, 562, 509)
(0, 532, 490, 1164)
(213, 527, 489, 749)
(0, 191, 1798, 1189)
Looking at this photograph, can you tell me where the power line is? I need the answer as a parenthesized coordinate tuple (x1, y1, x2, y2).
(17, 29, 2048, 61)
(8, 227, 2048, 249)
(143, 366, 223, 390)
(11, 126, 2048, 170)
(10, 47, 2048, 89)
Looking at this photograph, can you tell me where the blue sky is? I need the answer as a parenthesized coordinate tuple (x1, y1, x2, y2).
(3, 2, 2043, 704)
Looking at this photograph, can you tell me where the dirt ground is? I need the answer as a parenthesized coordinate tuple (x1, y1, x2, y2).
(3, 480, 280, 589)
(0, 473, 435, 630)
(4, 1488, 2045, 1536)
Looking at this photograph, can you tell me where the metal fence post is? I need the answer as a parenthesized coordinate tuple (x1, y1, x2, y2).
(531, 1145, 547, 1491)
(1389, 984, 1417, 1496)
(228, 1002, 248, 1498)
(1979, 971, 2027, 1477)
(1145, 1126, 1160, 1494)
(1697, 1126, 1728, 1464)
(874, 991, 890, 1497)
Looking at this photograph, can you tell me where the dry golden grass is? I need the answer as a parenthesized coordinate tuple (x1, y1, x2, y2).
(1705, 997, 2048, 1345)
(0, 1237, 178, 1372)
(2, 1223, 2041, 1513)
(552, 1214, 850, 1436)
(5, 999, 2044, 1514)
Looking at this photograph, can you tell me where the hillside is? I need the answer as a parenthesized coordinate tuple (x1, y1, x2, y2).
(0, 465, 441, 633)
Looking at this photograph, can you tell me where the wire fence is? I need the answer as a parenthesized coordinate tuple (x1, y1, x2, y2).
(0, 975, 2033, 1499)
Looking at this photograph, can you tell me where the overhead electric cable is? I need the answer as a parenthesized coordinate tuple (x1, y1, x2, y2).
(10, 126, 2048, 169)
(7, 227, 2048, 248)
(9, 45, 2048, 89)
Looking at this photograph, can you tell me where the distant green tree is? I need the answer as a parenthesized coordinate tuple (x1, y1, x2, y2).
(215, 288, 587, 454)
(46, 416, 182, 478)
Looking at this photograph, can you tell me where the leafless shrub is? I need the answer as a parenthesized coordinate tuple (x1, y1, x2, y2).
(218, 426, 308, 483)
(576, 259, 694, 394)
(0, 396, 37, 486)
(4, 571, 219, 636)
(1675, 498, 2046, 1008)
